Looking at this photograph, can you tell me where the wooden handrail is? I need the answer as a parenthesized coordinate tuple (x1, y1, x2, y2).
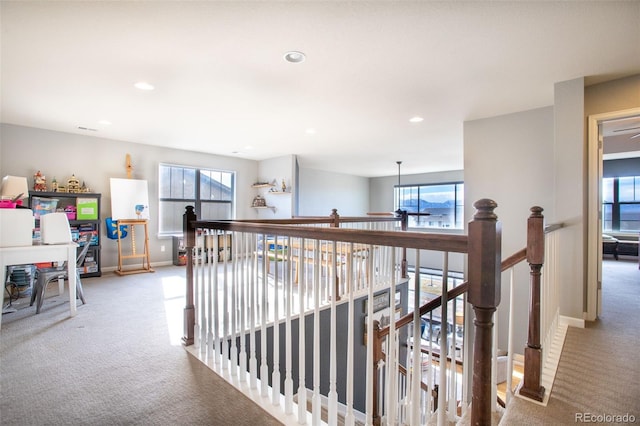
(544, 222, 564, 233)
(190, 220, 469, 253)
(234, 216, 399, 225)
(502, 248, 527, 271)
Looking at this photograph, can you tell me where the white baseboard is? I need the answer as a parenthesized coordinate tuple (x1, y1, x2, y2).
(559, 315, 585, 328)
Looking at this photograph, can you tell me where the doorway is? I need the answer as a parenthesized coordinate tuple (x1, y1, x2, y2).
(587, 107, 640, 321)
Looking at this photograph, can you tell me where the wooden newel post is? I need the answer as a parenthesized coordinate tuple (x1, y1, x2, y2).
(329, 209, 342, 300)
(467, 199, 501, 425)
(182, 205, 197, 346)
(519, 206, 546, 402)
(330, 208, 339, 227)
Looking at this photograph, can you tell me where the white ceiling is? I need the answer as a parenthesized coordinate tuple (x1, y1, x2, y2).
(1, 1, 639, 177)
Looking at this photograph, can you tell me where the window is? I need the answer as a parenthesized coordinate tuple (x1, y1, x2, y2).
(602, 176, 640, 232)
(159, 164, 235, 235)
(394, 182, 464, 229)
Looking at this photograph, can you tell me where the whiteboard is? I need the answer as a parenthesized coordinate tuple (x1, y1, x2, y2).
(110, 178, 150, 220)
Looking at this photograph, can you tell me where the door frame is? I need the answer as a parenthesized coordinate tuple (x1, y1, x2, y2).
(586, 107, 640, 321)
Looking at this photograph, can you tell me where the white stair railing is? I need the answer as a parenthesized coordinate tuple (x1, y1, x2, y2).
(183, 200, 508, 425)
(496, 213, 564, 409)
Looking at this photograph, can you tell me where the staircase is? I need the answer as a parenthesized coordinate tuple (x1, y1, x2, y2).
(499, 259, 640, 424)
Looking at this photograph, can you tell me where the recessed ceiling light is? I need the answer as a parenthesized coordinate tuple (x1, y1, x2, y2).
(134, 81, 154, 91)
(306, 128, 316, 135)
(98, 120, 112, 125)
(409, 116, 424, 123)
(284, 51, 306, 63)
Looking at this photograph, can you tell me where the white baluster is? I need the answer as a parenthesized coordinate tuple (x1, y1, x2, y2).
(507, 267, 515, 403)
(193, 237, 201, 350)
(200, 233, 209, 353)
(438, 253, 448, 426)
(213, 233, 221, 365)
(449, 260, 458, 421)
(272, 236, 281, 406)
(387, 247, 398, 425)
(312, 239, 321, 426)
(492, 310, 498, 413)
(297, 238, 307, 424)
(410, 251, 422, 425)
(285, 237, 294, 414)
(239, 233, 247, 383)
(344, 242, 355, 426)
(365, 244, 375, 425)
(229, 232, 238, 377)
(327, 241, 338, 426)
(222, 233, 229, 370)
(249, 234, 258, 389)
(427, 310, 434, 417)
(460, 292, 471, 419)
(261, 234, 269, 397)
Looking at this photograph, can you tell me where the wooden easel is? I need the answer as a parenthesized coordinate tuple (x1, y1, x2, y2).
(114, 154, 154, 275)
(115, 218, 154, 275)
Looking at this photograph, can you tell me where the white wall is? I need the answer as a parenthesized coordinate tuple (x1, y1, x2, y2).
(0, 124, 260, 269)
(298, 168, 369, 216)
(255, 155, 296, 219)
(553, 77, 586, 319)
(464, 106, 555, 351)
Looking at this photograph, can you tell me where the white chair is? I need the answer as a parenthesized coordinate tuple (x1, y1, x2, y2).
(30, 213, 87, 314)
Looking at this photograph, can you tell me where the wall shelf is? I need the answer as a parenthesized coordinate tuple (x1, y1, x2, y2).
(252, 206, 276, 212)
(251, 183, 274, 189)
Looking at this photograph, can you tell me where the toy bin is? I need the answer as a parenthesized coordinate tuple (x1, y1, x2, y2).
(65, 205, 77, 220)
(31, 197, 59, 219)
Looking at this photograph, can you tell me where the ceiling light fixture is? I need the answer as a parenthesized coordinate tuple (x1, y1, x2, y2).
(98, 120, 112, 125)
(134, 81, 154, 91)
(284, 51, 306, 63)
(306, 128, 316, 135)
(409, 116, 424, 123)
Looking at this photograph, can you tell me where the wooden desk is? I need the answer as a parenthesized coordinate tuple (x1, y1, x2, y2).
(0, 243, 77, 330)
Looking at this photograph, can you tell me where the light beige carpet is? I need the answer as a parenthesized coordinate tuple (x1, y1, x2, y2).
(0, 266, 282, 426)
(500, 259, 640, 425)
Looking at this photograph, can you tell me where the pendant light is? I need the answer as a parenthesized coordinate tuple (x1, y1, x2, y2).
(395, 161, 403, 216)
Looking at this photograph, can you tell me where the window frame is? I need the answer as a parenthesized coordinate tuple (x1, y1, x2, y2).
(394, 181, 464, 230)
(602, 176, 640, 233)
(158, 163, 235, 236)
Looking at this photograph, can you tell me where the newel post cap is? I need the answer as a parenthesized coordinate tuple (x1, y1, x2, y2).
(468, 199, 502, 308)
(527, 206, 545, 264)
(183, 205, 197, 246)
